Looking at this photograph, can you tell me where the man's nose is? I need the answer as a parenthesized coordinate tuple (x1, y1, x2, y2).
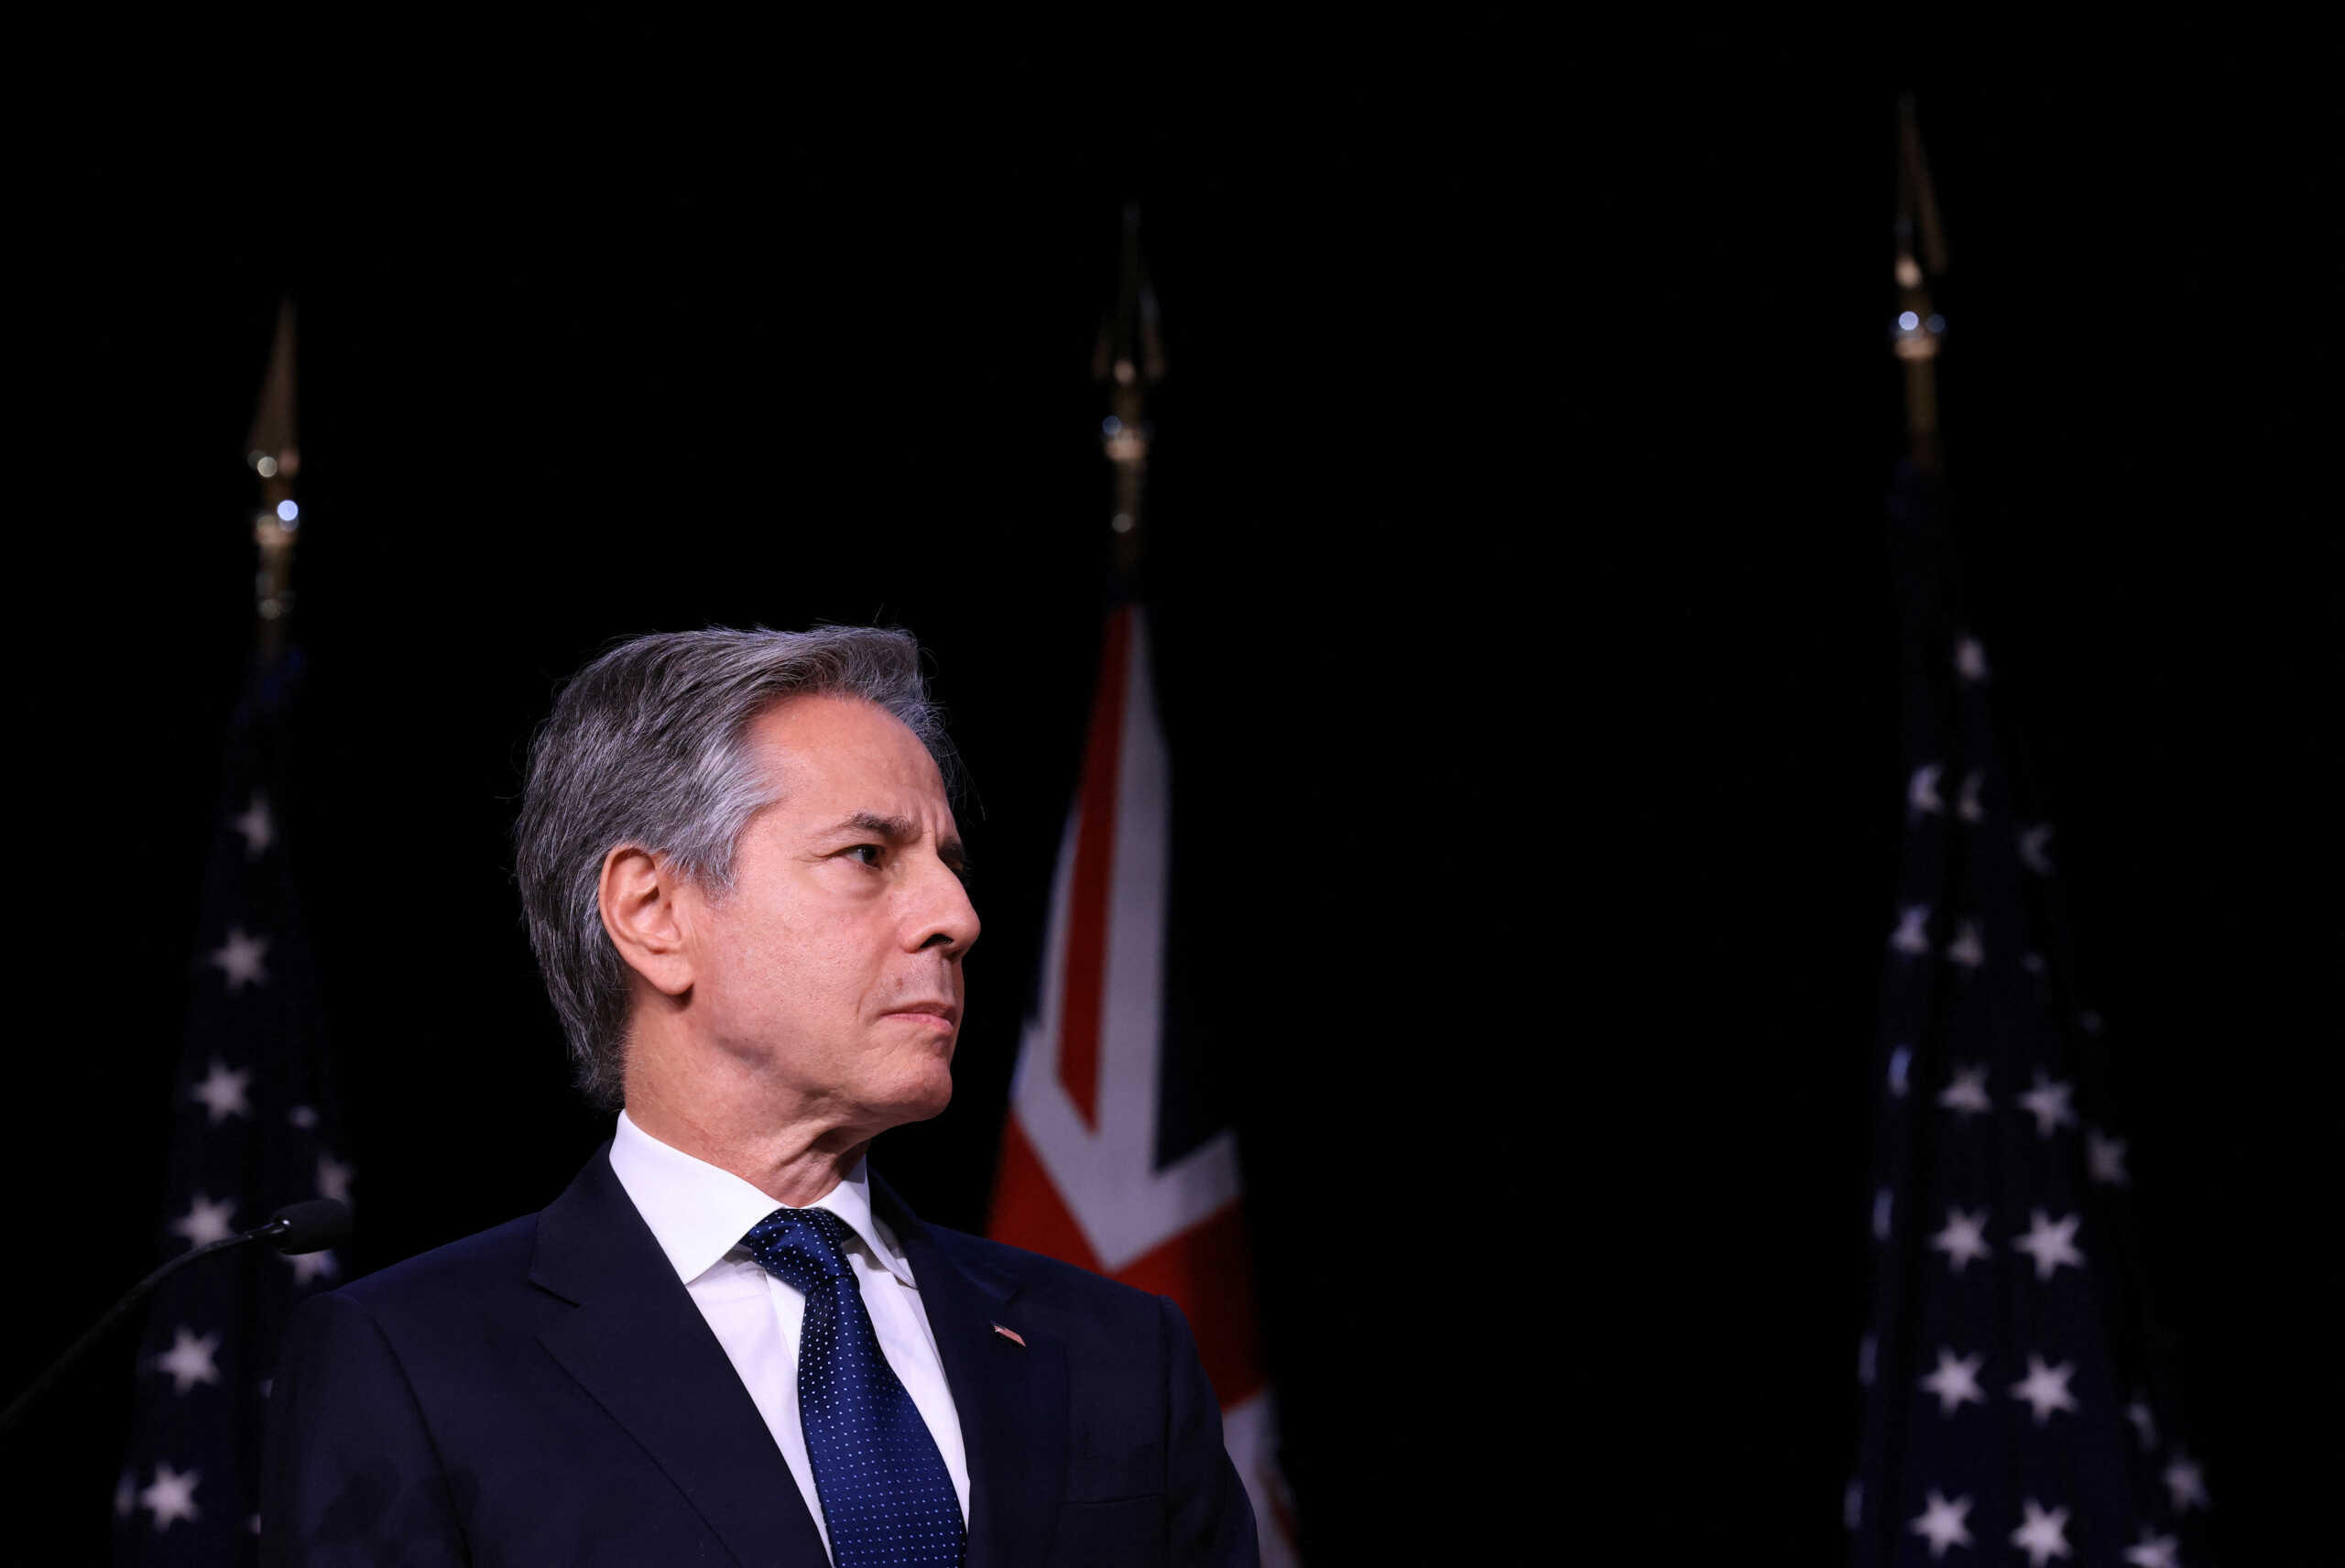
(910, 860, 980, 955)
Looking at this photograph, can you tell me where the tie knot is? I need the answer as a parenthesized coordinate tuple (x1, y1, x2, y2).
(740, 1205, 857, 1292)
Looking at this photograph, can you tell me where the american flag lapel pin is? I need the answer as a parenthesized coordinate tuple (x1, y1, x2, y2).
(991, 1323, 1026, 1347)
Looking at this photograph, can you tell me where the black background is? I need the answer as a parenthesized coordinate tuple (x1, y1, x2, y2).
(8, 50, 2330, 1562)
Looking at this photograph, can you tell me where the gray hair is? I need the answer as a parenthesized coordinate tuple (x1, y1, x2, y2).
(514, 626, 956, 1110)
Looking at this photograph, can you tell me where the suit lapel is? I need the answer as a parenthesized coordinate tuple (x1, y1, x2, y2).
(875, 1175, 1070, 1568)
(531, 1144, 828, 1568)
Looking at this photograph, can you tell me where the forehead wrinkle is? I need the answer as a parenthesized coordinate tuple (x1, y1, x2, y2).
(817, 810, 967, 870)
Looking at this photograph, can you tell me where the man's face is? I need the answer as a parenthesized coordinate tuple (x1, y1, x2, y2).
(680, 693, 977, 1136)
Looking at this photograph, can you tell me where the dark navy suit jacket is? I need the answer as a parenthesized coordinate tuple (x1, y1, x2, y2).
(261, 1144, 1258, 1566)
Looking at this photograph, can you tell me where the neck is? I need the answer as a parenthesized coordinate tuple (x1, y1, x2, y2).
(623, 1051, 874, 1209)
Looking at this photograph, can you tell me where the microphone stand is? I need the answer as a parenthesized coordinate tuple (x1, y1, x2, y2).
(0, 1202, 345, 1439)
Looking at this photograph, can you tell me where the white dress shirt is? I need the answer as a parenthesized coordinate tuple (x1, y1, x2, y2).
(607, 1110, 971, 1561)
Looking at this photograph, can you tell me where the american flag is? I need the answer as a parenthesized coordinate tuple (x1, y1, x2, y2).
(1848, 457, 2209, 1567)
(110, 646, 351, 1562)
(988, 600, 1300, 1565)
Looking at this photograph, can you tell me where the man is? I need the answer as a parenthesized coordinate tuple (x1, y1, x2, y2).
(263, 626, 1259, 1566)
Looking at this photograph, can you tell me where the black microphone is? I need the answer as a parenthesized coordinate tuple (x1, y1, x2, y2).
(0, 1198, 352, 1438)
(259, 1198, 352, 1256)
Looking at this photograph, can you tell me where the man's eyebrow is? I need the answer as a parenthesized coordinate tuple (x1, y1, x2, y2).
(823, 811, 969, 873)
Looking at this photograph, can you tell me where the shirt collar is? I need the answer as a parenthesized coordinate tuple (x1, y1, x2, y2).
(608, 1109, 915, 1289)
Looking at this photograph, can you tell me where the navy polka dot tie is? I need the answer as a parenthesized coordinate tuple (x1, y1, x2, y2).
(742, 1206, 966, 1567)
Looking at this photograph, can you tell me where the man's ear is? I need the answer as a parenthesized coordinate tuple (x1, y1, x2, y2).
(599, 846, 695, 997)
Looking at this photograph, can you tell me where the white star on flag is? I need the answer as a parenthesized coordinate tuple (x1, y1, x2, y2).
(232, 791, 274, 858)
(286, 1248, 339, 1287)
(1918, 1347, 1988, 1416)
(2163, 1453, 2209, 1512)
(1944, 919, 1985, 969)
(1909, 762, 1946, 816)
(189, 1058, 252, 1125)
(1929, 1207, 1993, 1273)
(2012, 1209, 2085, 1281)
(2008, 1354, 2079, 1424)
(1955, 768, 1984, 822)
(1937, 1063, 1992, 1119)
(2018, 1073, 2078, 1138)
(1910, 1488, 1974, 1559)
(2121, 1529, 2180, 1568)
(153, 1326, 222, 1395)
(2010, 1499, 2072, 1566)
(2088, 1127, 2131, 1186)
(209, 927, 271, 990)
(139, 1463, 202, 1530)
(169, 1193, 238, 1250)
(317, 1153, 354, 1206)
(1892, 904, 1933, 955)
(1953, 633, 1991, 683)
(2017, 822, 2056, 874)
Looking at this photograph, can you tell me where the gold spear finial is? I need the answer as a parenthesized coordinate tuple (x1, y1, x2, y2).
(1892, 96, 1950, 474)
(1094, 201, 1164, 581)
(246, 297, 301, 657)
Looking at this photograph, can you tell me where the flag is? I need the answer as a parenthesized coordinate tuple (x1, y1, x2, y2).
(988, 601, 1300, 1564)
(111, 647, 351, 1562)
(1847, 457, 2209, 1567)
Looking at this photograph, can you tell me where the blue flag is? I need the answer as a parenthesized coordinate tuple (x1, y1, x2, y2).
(1846, 460, 2210, 1567)
(111, 648, 350, 1562)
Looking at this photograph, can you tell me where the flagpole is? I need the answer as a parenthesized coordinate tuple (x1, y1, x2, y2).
(1095, 201, 1164, 581)
(1892, 95, 1949, 475)
(245, 298, 300, 663)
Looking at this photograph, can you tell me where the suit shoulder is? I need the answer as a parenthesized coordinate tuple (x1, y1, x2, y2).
(922, 1225, 1162, 1316)
(330, 1213, 540, 1317)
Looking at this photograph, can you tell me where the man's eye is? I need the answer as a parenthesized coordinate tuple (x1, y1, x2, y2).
(845, 844, 884, 866)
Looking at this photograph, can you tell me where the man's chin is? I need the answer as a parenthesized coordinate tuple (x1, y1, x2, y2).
(873, 1071, 954, 1129)
(910, 1075, 955, 1122)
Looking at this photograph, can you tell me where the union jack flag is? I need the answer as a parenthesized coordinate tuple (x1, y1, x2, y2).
(989, 600, 1299, 1565)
